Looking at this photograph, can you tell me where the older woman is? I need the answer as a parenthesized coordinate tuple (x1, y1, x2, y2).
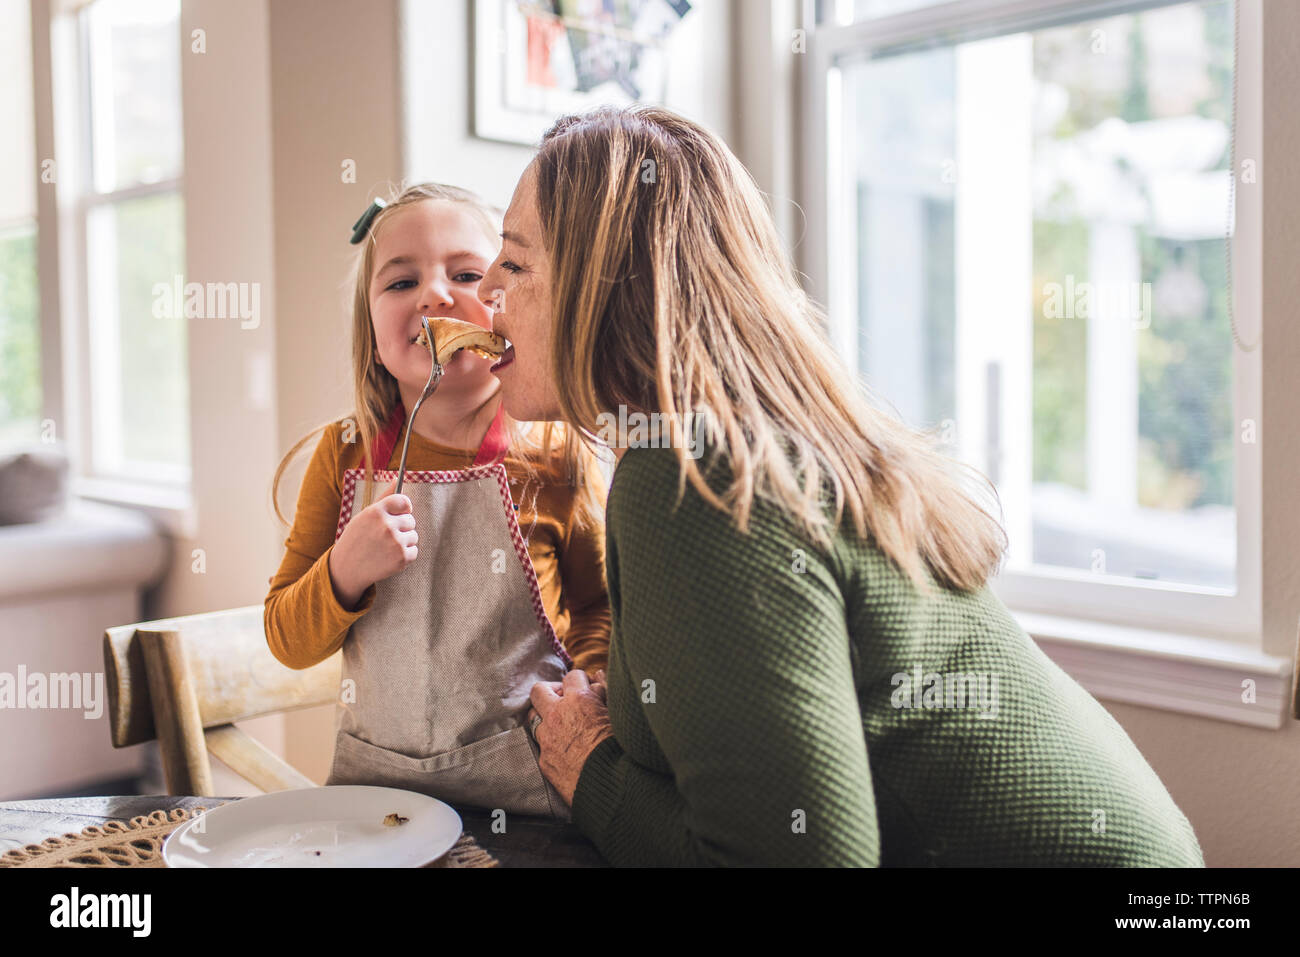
(479, 105, 1204, 867)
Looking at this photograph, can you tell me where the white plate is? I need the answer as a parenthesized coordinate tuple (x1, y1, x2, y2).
(162, 786, 462, 868)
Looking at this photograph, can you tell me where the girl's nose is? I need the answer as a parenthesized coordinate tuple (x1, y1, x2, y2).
(418, 279, 454, 314)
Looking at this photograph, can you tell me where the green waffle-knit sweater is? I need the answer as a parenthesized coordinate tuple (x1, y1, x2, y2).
(571, 443, 1205, 866)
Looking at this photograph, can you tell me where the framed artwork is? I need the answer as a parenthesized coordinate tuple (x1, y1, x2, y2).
(473, 0, 693, 146)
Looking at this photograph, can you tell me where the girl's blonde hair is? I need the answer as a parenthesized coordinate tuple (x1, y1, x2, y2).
(534, 106, 1007, 594)
(271, 182, 601, 530)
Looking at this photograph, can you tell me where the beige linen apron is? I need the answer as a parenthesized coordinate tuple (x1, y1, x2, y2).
(324, 404, 572, 820)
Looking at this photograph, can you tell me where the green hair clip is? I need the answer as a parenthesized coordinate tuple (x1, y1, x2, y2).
(349, 198, 387, 244)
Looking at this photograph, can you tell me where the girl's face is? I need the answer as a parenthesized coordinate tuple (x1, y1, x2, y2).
(480, 164, 564, 422)
(369, 200, 500, 390)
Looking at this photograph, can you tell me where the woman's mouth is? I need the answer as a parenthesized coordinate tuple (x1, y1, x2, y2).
(490, 344, 516, 372)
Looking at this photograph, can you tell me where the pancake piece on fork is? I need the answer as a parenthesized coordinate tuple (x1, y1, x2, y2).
(414, 316, 507, 365)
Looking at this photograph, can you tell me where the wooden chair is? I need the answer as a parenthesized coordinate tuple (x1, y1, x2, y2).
(103, 605, 341, 796)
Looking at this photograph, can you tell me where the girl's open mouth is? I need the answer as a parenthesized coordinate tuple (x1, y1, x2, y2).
(490, 345, 515, 372)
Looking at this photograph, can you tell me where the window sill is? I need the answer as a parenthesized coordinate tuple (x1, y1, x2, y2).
(1012, 611, 1293, 730)
(71, 477, 196, 539)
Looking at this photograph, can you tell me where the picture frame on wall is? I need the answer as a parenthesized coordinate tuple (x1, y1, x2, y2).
(472, 0, 693, 146)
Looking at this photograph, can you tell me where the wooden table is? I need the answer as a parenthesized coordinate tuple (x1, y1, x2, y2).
(0, 795, 607, 867)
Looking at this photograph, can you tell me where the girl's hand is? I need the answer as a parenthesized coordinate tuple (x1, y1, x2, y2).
(328, 478, 417, 609)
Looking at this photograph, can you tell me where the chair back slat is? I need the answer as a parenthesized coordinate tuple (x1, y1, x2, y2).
(103, 604, 340, 748)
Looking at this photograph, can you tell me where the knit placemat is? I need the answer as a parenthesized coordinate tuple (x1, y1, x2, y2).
(0, 806, 497, 868)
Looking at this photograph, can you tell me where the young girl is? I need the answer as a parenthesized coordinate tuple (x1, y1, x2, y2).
(264, 183, 610, 820)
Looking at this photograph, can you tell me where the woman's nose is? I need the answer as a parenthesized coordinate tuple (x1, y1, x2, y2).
(479, 278, 503, 313)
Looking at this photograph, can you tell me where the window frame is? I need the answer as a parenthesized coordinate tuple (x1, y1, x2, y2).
(36, 0, 189, 490)
(800, 0, 1262, 644)
(0, 0, 50, 448)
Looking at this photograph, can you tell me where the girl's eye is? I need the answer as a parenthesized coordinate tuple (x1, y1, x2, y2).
(453, 272, 483, 283)
(500, 261, 522, 274)
(386, 279, 415, 291)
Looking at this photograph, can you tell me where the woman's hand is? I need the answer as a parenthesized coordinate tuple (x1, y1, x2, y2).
(528, 669, 613, 806)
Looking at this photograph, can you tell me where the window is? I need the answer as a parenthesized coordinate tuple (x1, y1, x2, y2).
(61, 0, 188, 484)
(0, 0, 41, 447)
(804, 0, 1260, 641)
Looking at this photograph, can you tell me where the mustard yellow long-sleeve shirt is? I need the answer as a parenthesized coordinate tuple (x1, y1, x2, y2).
(265, 417, 611, 675)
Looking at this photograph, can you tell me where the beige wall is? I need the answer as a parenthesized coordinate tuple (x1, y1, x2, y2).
(1108, 703, 1300, 867)
(1259, 0, 1300, 666)
(731, 0, 799, 253)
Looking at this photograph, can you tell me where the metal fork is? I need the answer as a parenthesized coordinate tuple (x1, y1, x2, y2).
(394, 316, 443, 497)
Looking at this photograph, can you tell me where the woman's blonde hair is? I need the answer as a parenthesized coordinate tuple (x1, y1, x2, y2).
(271, 182, 600, 529)
(533, 106, 1007, 594)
